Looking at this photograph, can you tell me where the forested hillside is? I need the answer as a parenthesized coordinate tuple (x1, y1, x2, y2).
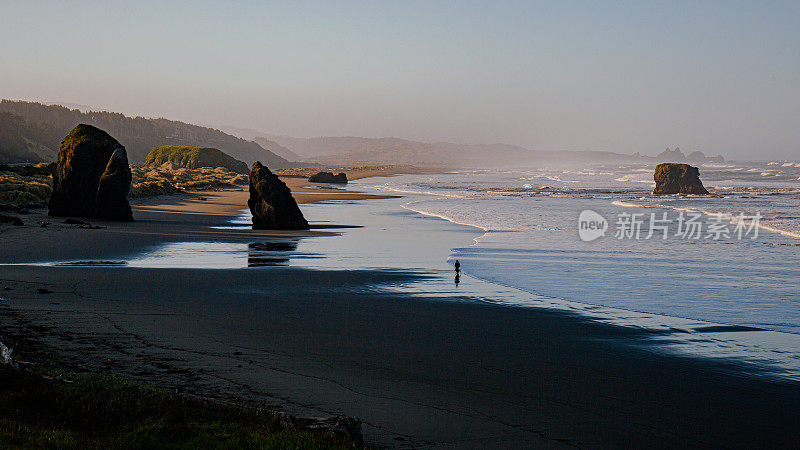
(0, 112, 63, 163)
(0, 100, 290, 167)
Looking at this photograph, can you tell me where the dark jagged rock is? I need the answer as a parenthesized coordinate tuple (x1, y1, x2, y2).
(48, 125, 133, 221)
(653, 163, 709, 195)
(95, 148, 133, 220)
(248, 161, 308, 230)
(308, 171, 348, 184)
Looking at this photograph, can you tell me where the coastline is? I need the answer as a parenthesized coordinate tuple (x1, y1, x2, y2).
(2, 169, 800, 447)
(0, 166, 410, 263)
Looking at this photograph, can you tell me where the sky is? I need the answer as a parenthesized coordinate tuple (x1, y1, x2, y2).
(1, 1, 798, 159)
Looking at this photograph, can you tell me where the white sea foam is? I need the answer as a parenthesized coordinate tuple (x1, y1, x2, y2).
(614, 175, 655, 184)
(611, 200, 644, 208)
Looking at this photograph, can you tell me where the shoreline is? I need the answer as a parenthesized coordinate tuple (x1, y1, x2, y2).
(0, 165, 420, 264)
(2, 168, 800, 447)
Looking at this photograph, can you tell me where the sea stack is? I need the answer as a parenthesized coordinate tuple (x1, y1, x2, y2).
(308, 171, 348, 184)
(652, 163, 709, 195)
(49, 124, 133, 221)
(248, 161, 309, 230)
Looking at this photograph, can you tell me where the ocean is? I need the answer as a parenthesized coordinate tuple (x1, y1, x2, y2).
(359, 161, 800, 334)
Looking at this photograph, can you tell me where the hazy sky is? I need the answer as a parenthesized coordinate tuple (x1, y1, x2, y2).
(1, 1, 798, 159)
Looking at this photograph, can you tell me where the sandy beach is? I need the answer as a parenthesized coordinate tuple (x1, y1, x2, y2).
(2, 171, 800, 448)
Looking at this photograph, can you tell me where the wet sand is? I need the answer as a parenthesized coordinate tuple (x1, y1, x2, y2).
(1, 174, 800, 448)
(0, 171, 398, 262)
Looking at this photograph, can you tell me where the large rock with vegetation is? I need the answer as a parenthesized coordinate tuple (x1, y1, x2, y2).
(145, 146, 248, 174)
(49, 125, 133, 220)
(308, 171, 347, 184)
(653, 163, 709, 195)
(248, 161, 308, 230)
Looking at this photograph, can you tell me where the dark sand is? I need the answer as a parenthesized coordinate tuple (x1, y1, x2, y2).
(2, 182, 800, 448)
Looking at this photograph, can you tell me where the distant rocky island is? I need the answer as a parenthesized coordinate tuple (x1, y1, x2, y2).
(655, 147, 724, 164)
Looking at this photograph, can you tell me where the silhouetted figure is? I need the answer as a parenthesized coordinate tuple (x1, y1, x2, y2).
(454, 259, 461, 273)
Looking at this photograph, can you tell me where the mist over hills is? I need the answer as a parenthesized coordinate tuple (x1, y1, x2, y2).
(215, 125, 303, 162)
(0, 100, 290, 167)
(0, 111, 64, 163)
(234, 133, 726, 168)
(221, 124, 726, 167)
(0, 100, 726, 168)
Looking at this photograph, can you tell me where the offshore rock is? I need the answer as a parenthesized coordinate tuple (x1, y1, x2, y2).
(49, 125, 133, 221)
(308, 171, 348, 184)
(248, 161, 308, 230)
(652, 163, 709, 195)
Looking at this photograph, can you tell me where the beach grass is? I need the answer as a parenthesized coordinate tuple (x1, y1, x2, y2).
(0, 366, 356, 449)
(0, 172, 52, 208)
(130, 164, 248, 197)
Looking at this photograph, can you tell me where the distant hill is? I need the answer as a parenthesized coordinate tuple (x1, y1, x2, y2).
(0, 112, 63, 163)
(216, 125, 304, 162)
(144, 146, 249, 174)
(254, 134, 725, 167)
(256, 134, 646, 167)
(252, 137, 303, 162)
(0, 100, 290, 167)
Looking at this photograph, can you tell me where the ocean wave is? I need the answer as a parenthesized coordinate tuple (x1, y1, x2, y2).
(400, 202, 492, 232)
(615, 175, 655, 184)
(609, 200, 800, 240)
(369, 183, 467, 198)
(524, 174, 580, 183)
(612, 200, 645, 208)
(701, 163, 737, 169)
